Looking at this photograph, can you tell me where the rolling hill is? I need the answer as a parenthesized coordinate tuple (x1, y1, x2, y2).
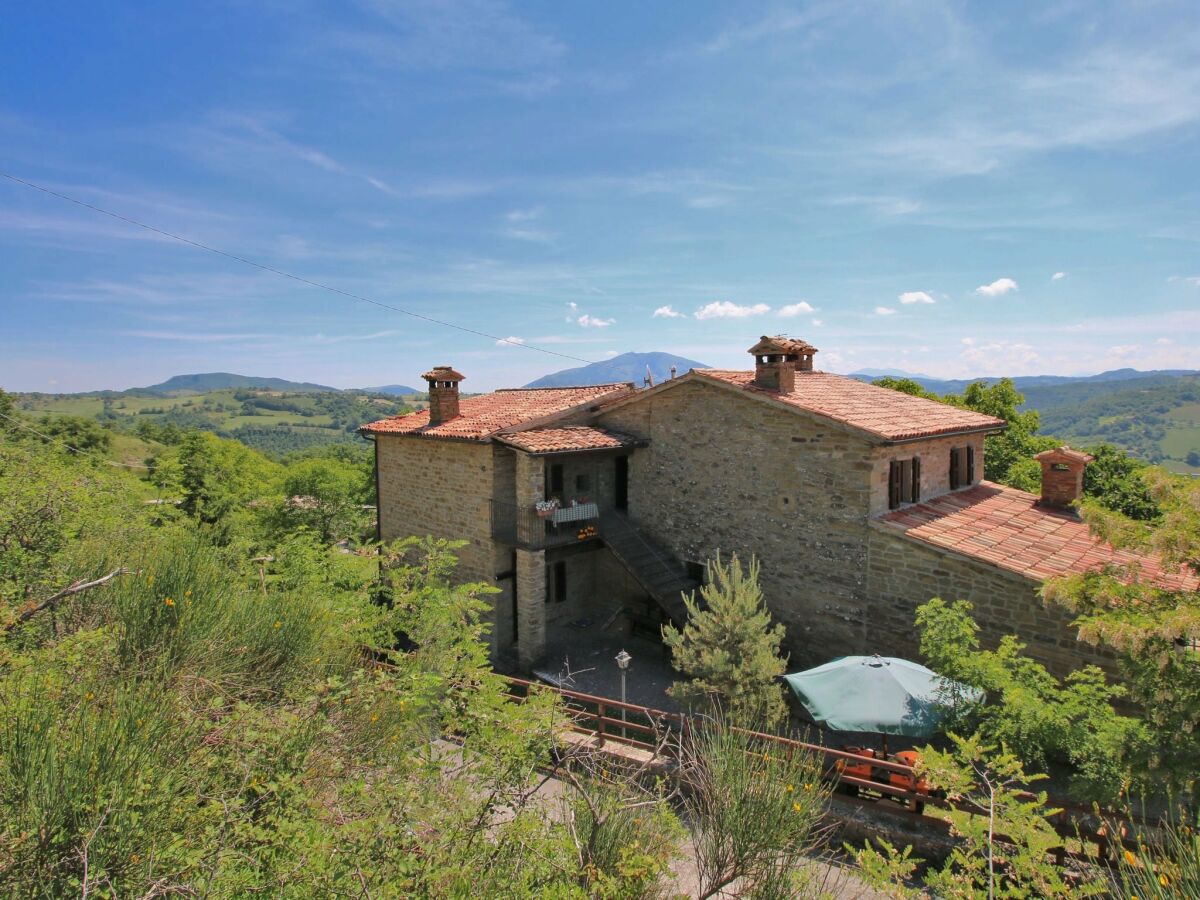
(524, 351, 711, 388)
(143, 373, 338, 395)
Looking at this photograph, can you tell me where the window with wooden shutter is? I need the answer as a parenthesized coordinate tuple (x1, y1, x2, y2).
(950, 446, 974, 489)
(949, 446, 961, 489)
(966, 445, 975, 483)
(890, 457, 921, 508)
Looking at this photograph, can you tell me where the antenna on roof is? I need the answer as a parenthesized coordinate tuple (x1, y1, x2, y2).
(644, 365, 655, 388)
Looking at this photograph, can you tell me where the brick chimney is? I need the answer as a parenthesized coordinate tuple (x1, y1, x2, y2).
(1034, 446, 1093, 510)
(747, 336, 818, 392)
(422, 366, 465, 425)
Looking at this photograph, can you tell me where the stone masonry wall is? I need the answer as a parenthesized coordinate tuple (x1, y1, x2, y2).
(376, 435, 495, 582)
(596, 380, 878, 669)
(865, 524, 1117, 678)
(866, 433, 987, 517)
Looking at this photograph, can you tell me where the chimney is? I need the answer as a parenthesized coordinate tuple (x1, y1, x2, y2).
(747, 336, 818, 392)
(422, 365, 465, 425)
(1034, 446, 1093, 510)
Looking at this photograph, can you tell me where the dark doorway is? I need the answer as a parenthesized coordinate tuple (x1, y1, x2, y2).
(548, 463, 564, 499)
(615, 455, 629, 510)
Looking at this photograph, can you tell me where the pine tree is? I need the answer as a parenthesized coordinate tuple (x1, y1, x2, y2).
(662, 553, 789, 727)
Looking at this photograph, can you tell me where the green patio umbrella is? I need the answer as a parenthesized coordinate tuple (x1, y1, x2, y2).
(783, 655, 981, 740)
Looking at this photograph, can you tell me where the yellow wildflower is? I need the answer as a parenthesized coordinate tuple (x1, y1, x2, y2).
(1160, 874, 1170, 887)
(1124, 850, 1137, 865)
(792, 802, 802, 813)
(370, 713, 379, 723)
(164, 597, 175, 607)
(785, 784, 794, 793)
(184, 589, 191, 597)
(85, 691, 94, 701)
(273, 620, 281, 629)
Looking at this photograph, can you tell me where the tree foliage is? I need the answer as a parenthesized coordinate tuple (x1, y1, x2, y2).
(915, 598, 1141, 804)
(662, 554, 789, 727)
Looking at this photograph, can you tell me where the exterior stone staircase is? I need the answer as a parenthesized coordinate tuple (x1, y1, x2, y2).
(600, 510, 700, 627)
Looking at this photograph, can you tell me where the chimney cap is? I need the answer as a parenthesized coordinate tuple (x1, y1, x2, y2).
(1034, 445, 1093, 464)
(748, 335, 818, 356)
(422, 366, 466, 382)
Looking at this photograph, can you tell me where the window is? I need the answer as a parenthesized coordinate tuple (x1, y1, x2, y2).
(686, 561, 707, 585)
(546, 560, 567, 604)
(548, 463, 564, 498)
(888, 457, 921, 509)
(949, 445, 975, 489)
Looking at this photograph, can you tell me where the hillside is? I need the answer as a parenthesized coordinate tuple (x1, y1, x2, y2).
(143, 372, 338, 395)
(13, 387, 410, 457)
(357, 383, 420, 396)
(524, 351, 711, 388)
(852, 367, 1200, 396)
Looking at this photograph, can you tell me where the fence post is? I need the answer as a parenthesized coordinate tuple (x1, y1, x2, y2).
(597, 701, 606, 746)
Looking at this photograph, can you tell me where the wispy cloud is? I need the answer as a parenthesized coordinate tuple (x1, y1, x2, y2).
(778, 301, 815, 316)
(874, 306, 897, 316)
(898, 291, 935, 305)
(577, 313, 614, 328)
(1051, 271, 1067, 281)
(694, 300, 771, 320)
(975, 277, 1019, 297)
(495, 335, 525, 346)
(1168, 275, 1200, 286)
(653, 305, 685, 318)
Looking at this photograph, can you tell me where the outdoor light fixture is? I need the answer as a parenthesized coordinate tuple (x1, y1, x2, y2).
(615, 649, 632, 739)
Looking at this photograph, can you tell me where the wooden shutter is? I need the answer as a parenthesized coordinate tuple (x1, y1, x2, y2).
(966, 446, 975, 484)
(911, 457, 921, 503)
(949, 447, 960, 489)
(888, 461, 902, 509)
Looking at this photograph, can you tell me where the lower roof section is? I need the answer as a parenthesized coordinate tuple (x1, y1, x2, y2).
(874, 481, 1197, 591)
(495, 426, 643, 455)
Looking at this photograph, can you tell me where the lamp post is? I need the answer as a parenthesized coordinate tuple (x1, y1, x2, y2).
(615, 649, 632, 739)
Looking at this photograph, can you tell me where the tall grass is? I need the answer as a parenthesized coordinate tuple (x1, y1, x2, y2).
(108, 533, 338, 695)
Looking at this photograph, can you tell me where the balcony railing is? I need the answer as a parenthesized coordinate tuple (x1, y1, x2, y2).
(492, 500, 603, 550)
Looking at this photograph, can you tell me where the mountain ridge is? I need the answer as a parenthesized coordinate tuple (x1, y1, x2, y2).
(523, 351, 712, 388)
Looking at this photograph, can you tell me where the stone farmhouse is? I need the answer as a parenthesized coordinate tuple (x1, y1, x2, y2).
(362, 336, 1195, 677)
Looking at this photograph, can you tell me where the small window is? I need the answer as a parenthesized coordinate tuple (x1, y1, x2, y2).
(549, 463, 564, 497)
(888, 457, 921, 509)
(686, 561, 706, 585)
(949, 446, 975, 489)
(546, 561, 567, 604)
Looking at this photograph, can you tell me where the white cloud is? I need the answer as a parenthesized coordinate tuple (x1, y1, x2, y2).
(1168, 275, 1200, 286)
(898, 291, 935, 305)
(496, 336, 525, 347)
(778, 301, 815, 316)
(1051, 271, 1066, 281)
(505, 207, 543, 222)
(653, 305, 685, 318)
(812, 319, 823, 326)
(603, 350, 620, 358)
(694, 301, 771, 320)
(577, 314, 614, 328)
(975, 277, 1019, 297)
(874, 306, 897, 316)
(960, 339, 1038, 370)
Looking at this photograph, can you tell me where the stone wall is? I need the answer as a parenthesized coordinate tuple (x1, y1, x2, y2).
(596, 379, 878, 669)
(866, 433, 986, 517)
(865, 524, 1117, 678)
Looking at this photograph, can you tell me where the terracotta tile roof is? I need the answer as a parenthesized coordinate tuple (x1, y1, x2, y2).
(695, 370, 1005, 441)
(360, 384, 634, 440)
(875, 482, 1198, 591)
(1035, 446, 1094, 464)
(495, 426, 642, 454)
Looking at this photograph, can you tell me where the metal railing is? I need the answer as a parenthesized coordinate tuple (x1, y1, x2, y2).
(492, 500, 603, 550)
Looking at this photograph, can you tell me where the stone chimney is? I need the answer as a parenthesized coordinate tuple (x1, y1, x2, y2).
(1034, 446, 1093, 510)
(747, 336, 818, 392)
(422, 366, 465, 425)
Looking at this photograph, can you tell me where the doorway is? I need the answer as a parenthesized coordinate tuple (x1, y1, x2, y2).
(615, 455, 629, 510)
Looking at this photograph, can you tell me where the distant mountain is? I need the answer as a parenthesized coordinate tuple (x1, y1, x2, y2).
(849, 367, 937, 380)
(524, 352, 712, 389)
(142, 373, 338, 395)
(850, 368, 1200, 397)
(356, 384, 420, 396)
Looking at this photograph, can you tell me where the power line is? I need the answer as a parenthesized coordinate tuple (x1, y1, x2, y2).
(0, 171, 598, 365)
(0, 409, 153, 469)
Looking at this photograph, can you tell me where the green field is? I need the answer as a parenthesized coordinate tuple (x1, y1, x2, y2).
(13, 388, 413, 457)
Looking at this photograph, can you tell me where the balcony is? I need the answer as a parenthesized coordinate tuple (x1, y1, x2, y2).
(492, 500, 603, 550)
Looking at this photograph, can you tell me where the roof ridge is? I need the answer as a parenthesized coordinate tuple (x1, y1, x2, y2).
(494, 383, 633, 392)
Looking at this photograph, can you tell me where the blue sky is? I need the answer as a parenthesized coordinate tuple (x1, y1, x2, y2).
(2, 1, 1199, 392)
